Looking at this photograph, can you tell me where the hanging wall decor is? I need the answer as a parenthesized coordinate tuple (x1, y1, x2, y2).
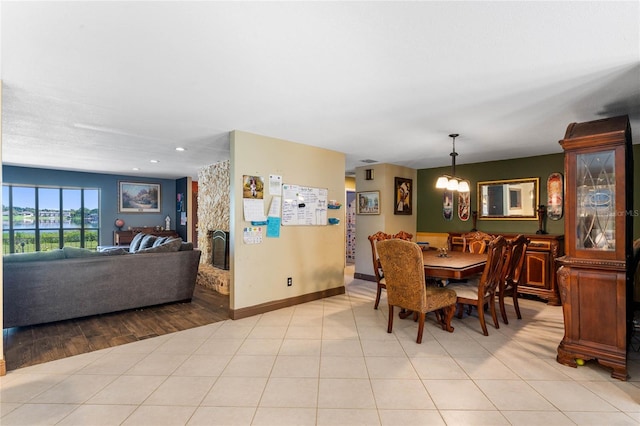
(443, 190, 453, 221)
(118, 181, 161, 213)
(458, 191, 470, 221)
(547, 172, 564, 220)
(356, 191, 380, 215)
(394, 177, 412, 215)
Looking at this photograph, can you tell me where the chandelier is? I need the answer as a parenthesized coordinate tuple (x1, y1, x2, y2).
(435, 133, 470, 193)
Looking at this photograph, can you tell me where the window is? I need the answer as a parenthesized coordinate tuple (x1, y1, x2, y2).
(2, 185, 100, 253)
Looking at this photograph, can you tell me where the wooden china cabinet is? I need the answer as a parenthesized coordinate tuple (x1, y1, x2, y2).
(556, 115, 633, 380)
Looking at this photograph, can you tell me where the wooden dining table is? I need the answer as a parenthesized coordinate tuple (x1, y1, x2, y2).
(422, 249, 487, 280)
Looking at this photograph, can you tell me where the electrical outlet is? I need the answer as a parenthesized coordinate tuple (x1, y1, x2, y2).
(287, 277, 292, 286)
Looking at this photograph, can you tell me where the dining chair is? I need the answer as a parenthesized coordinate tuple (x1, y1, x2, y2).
(446, 235, 509, 336)
(498, 234, 529, 324)
(376, 238, 457, 343)
(462, 231, 493, 254)
(368, 231, 393, 309)
(393, 230, 413, 241)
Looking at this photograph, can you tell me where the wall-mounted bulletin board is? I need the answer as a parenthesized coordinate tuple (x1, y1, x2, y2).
(281, 184, 328, 225)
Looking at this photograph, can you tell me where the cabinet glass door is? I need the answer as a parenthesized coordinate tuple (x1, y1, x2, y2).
(576, 150, 615, 251)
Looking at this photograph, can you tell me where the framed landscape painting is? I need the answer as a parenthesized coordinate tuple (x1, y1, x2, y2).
(357, 191, 380, 215)
(119, 181, 161, 213)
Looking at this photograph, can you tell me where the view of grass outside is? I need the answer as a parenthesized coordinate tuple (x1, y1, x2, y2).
(3, 230, 99, 253)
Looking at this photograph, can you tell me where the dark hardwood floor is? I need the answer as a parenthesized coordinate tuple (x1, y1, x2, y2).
(3, 285, 230, 371)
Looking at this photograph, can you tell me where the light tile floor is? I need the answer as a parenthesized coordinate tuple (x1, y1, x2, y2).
(2, 267, 640, 425)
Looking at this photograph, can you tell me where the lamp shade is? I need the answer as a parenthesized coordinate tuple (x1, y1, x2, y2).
(446, 178, 459, 191)
(435, 176, 449, 189)
(458, 180, 470, 192)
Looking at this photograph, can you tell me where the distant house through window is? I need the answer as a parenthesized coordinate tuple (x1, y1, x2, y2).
(2, 185, 100, 253)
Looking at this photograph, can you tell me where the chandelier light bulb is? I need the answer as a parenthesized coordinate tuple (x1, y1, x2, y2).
(435, 176, 449, 189)
(446, 178, 459, 191)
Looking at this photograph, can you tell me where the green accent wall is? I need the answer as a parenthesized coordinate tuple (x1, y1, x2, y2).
(417, 145, 640, 240)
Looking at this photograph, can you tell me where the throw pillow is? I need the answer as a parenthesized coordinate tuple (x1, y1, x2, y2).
(129, 232, 145, 253)
(179, 241, 194, 251)
(136, 237, 183, 254)
(138, 234, 158, 250)
(152, 236, 168, 247)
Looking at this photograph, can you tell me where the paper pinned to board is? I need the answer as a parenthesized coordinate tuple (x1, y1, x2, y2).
(269, 174, 282, 195)
(267, 216, 281, 238)
(268, 196, 281, 218)
(243, 227, 263, 244)
(243, 198, 266, 222)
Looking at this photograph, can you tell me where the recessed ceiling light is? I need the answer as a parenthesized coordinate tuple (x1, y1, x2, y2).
(175, 147, 186, 152)
(150, 159, 160, 163)
(132, 167, 140, 171)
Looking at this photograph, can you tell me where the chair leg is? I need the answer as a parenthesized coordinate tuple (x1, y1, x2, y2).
(513, 289, 522, 320)
(477, 301, 489, 336)
(374, 284, 382, 309)
(499, 291, 509, 325)
(456, 302, 464, 319)
(387, 305, 394, 333)
(441, 305, 455, 333)
(489, 294, 500, 330)
(416, 312, 425, 344)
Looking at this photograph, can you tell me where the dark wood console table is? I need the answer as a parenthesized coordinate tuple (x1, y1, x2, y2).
(114, 227, 179, 245)
(449, 232, 564, 305)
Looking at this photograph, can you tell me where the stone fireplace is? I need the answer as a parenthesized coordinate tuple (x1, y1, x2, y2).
(196, 161, 231, 295)
(197, 160, 230, 266)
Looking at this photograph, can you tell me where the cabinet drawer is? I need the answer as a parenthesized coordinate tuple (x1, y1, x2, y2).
(527, 240, 551, 251)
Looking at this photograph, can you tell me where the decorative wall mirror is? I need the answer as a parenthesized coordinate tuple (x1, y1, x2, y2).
(478, 177, 539, 220)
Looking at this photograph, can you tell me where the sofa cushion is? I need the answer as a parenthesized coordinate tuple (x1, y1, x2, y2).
(138, 234, 158, 250)
(180, 241, 194, 251)
(136, 237, 183, 254)
(63, 246, 103, 258)
(152, 236, 168, 247)
(129, 232, 145, 253)
(3, 249, 65, 263)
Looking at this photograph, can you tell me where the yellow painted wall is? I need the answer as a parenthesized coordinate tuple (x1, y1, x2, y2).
(354, 163, 417, 278)
(230, 131, 346, 310)
(345, 176, 355, 192)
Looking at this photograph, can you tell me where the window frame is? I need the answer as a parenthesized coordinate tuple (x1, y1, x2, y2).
(3, 184, 101, 253)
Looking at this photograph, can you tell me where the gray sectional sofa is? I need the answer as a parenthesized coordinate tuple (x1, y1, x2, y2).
(3, 237, 201, 328)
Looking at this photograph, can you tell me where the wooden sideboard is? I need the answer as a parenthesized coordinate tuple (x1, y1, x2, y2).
(449, 232, 564, 305)
(114, 228, 179, 245)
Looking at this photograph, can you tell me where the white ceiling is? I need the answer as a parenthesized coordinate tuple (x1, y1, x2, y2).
(2, 1, 639, 180)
